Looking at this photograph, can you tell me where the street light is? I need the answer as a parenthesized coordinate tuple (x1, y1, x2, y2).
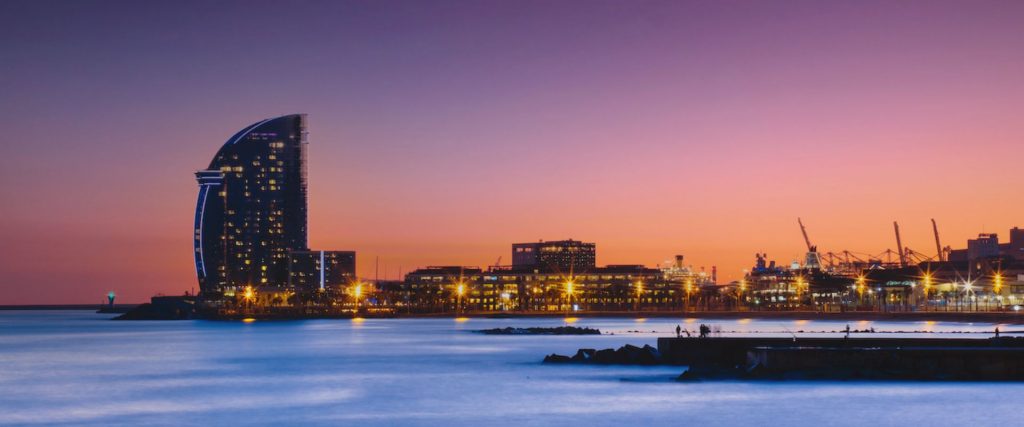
(500, 292, 511, 311)
(684, 279, 694, 312)
(794, 275, 807, 306)
(351, 281, 363, 313)
(922, 271, 933, 311)
(634, 280, 644, 312)
(456, 281, 466, 315)
(564, 279, 575, 314)
(241, 285, 256, 314)
(962, 280, 974, 312)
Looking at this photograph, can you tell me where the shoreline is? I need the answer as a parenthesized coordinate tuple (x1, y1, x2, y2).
(189, 310, 1024, 324)
(0, 304, 138, 311)
(376, 310, 1024, 324)
(5, 305, 1022, 324)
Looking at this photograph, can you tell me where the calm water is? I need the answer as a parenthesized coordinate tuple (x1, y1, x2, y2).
(0, 311, 1020, 426)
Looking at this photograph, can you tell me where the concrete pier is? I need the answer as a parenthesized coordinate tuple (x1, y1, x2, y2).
(657, 336, 1024, 366)
(746, 346, 1024, 380)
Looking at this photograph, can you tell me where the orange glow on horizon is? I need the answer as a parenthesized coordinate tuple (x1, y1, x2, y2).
(2, 2, 1023, 305)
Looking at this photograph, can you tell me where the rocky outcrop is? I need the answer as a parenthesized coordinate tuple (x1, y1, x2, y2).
(479, 326, 601, 335)
(544, 344, 662, 365)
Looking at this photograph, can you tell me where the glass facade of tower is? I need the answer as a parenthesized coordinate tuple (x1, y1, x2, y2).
(194, 114, 309, 297)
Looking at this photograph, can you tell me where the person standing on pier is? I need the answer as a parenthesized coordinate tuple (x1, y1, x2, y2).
(676, 325, 682, 338)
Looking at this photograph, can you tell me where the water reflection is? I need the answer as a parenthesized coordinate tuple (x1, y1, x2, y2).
(0, 312, 1020, 426)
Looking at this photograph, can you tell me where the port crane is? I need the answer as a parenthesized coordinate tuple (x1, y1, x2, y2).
(931, 219, 947, 262)
(893, 221, 908, 268)
(798, 217, 813, 252)
(791, 219, 949, 274)
(796, 218, 823, 270)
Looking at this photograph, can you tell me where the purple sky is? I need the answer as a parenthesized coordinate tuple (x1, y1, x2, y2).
(2, 0, 1023, 303)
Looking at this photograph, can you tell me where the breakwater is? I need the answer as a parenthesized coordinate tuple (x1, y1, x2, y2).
(545, 336, 1024, 381)
(743, 346, 1024, 380)
(479, 326, 601, 335)
(657, 336, 1020, 366)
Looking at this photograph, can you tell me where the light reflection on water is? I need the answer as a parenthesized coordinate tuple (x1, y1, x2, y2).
(0, 311, 1020, 426)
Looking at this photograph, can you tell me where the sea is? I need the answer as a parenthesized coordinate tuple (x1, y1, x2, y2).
(0, 311, 1020, 426)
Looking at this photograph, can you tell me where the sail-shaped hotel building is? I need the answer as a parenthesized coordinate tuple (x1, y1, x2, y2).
(193, 114, 353, 301)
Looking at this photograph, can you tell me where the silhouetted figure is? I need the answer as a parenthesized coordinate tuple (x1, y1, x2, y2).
(996, 327, 1000, 338)
(676, 325, 682, 338)
(699, 324, 710, 338)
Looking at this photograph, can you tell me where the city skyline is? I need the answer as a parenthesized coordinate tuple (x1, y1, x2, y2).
(3, 0, 1024, 304)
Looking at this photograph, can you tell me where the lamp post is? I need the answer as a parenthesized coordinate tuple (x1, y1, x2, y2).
(994, 272, 1004, 312)
(564, 279, 575, 315)
(634, 280, 643, 312)
(795, 275, 807, 309)
(962, 280, 973, 312)
(456, 282, 466, 316)
(922, 272, 933, 312)
(856, 275, 866, 309)
(684, 279, 693, 313)
(738, 279, 747, 311)
(243, 285, 256, 313)
(352, 281, 363, 314)
(500, 291, 510, 312)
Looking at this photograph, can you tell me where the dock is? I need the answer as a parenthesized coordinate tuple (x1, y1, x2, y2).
(657, 336, 1024, 380)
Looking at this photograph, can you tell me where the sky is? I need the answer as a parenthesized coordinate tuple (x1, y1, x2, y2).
(1, 0, 1023, 304)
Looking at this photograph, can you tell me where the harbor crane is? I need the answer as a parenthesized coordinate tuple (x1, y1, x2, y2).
(798, 218, 813, 252)
(893, 221, 908, 268)
(931, 219, 944, 262)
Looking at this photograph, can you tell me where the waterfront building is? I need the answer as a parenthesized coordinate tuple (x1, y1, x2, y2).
(512, 239, 596, 273)
(193, 114, 355, 305)
(968, 233, 1001, 261)
(288, 250, 356, 291)
(402, 266, 485, 312)
(401, 264, 667, 313)
(398, 242, 672, 313)
(1009, 228, 1024, 260)
(949, 227, 1024, 262)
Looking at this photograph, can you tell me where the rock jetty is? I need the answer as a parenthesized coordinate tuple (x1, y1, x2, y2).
(543, 344, 662, 365)
(478, 326, 601, 335)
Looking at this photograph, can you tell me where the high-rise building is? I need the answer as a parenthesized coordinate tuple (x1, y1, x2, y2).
(511, 239, 596, 273)
(193, 114, 309, 296)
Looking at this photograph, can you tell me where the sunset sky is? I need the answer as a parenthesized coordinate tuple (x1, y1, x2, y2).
(2, 0, 1022, 304)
